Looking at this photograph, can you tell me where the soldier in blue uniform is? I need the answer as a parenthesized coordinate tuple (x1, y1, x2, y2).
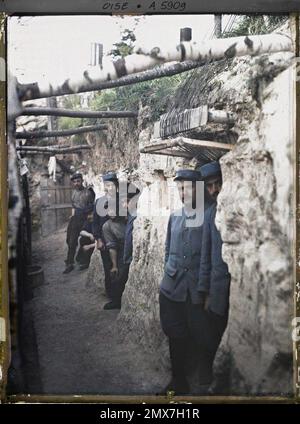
(197, 161, 231, 389)
(93, 172, 119, 302)
(159, 169, 211, 395)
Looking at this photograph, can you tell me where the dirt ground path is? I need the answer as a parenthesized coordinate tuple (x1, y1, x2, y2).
(30, 226, 167, 395)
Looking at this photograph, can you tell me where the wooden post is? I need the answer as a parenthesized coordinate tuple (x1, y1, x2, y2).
(214, 15, 222, 38)
(180, 27, 192, 42)
(46, 97, 58, 145)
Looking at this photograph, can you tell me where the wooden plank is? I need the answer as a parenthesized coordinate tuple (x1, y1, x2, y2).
(178, 137, 234, 150)
(141, 137, 233, 154)
(153, 106, 208, 138)
(142, 148, 192, 159)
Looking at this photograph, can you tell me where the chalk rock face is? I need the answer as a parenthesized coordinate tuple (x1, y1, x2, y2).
(215, 66, 294, 395)
(86, 249, 106, 296)
(117, 52, 294, 395)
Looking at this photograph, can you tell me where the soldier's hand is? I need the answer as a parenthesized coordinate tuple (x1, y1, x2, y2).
(110, 267, 118, 279)
(97, 239, 104, 250)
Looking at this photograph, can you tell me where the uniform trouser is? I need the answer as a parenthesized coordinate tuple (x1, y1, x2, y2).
(159, 291, 228, 384)
(75, 236, 94, 266)
(101, 249, 113, 299)
(66, 215, 86, 265)
(110, 263, 130, 305)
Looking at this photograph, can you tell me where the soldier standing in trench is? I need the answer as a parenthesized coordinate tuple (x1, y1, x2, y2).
(101, 185, 141, 310)
(63, 172, 95, 274)
(197, 161, 231, 389)
(93, 172, 119, 301)
(159, 169, 211, 395)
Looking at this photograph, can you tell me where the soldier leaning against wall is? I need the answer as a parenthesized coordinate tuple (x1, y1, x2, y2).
(101, 187, 141, 310)
(159, 169, 213, 395)
(197, 161, 231, 392)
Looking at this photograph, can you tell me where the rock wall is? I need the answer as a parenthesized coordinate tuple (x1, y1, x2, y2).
(215, 66, 294, 395)
(116, 49, 295, 395)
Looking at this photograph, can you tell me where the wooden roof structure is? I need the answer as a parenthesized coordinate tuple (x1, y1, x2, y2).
(140, 106, 236, 163)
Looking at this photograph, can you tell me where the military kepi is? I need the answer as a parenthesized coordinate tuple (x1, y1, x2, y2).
(174, 169, 202, 181)
(199, 161, 221, 180)
(102, 171, 118, 182)
(71, 172, 83, 181)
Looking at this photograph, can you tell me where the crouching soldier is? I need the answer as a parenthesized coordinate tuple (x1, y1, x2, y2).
(64, 172, 95, 274)
(197, 161, 231, 387)
(75, 209, 96, 270)
(159, 169, 209, 395)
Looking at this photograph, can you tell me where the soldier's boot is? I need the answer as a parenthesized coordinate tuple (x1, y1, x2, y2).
(163, 338, 190, 395)
(198, 349, 214, 386)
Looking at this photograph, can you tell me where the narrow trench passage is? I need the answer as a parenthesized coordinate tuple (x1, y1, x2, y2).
(27, 225, 166, 395)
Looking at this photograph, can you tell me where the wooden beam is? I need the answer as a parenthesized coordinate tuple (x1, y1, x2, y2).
(21, 107, 138, 118)
(177, 137, 234, 150)
(140, 139, 179, 153)
(16, 33, 292, 102)
(142, 148, 193, 159)
(15, 124, 108, 139)
(140, 137, 234, 155)
(16, 145, 91, 154)
(17, 61, 201, 102)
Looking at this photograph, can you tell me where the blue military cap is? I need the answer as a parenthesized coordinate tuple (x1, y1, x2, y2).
(70, 172, 83, 181)
(102, 171, 118, 182)
(174, 169, 202, 181)
(199, 161, 221, 181)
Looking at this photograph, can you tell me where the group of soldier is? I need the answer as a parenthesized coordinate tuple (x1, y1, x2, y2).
(63, 161, 230, 394)
(63, 171, 138, 310)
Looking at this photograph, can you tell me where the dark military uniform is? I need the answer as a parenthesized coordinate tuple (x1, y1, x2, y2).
(92, 172, 119, 300)
(196, 161, 231, 387)
(93, 195, 112, 298)
(197, 202, 230, 380)
(159, 169, 210, 393)
(65, 186, 94, 266)
(102, 217, 129, 306)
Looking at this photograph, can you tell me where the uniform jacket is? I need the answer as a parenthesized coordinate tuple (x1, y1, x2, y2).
(160, 207, 206, 304)
(92, 195, 110, 242)
(72, 187, 94, 216)
(198, 203, 231, 316)
(123, 214, 136, 265)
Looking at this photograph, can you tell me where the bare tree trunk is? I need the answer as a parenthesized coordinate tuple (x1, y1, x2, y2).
(137, 33, 292, 62)
(15, 124, 108, 139)
(15, 33, 292, 104)
(17, 60, 201, 102)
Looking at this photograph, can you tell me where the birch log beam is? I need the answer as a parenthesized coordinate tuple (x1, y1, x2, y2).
(21, 107, 138, 118)
(15, 33, 293, 102)
(17, 60, 201, 102)
(15, 124, 108, 139)
(136, 33, 293, 62)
